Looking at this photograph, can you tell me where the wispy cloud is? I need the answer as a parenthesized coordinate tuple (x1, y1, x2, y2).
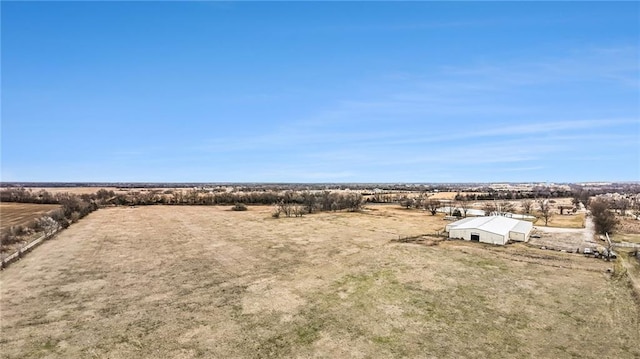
(466, 119, 638, 138)
(439, 45, 639, 88)
(115, 45, 638, 182)
(320, 20, 491, 33)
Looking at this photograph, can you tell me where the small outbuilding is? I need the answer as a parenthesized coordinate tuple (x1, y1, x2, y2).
(445, 216, 533, 245)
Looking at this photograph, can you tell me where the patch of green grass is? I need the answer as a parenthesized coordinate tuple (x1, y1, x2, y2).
(611, 233, 640, 244)
(238, 307, 329, 358)
(372, 335, 393, 344)
(41, 338, 57, 350)
(295, 321, 322, 345)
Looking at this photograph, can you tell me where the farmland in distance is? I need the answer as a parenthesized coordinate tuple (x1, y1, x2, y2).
(0, 203, 60, 231)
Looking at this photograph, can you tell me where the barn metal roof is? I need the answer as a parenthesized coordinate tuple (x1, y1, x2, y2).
(446, 216, 532, 237)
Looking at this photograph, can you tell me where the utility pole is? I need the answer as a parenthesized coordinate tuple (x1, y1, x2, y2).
(605, 232, 613, 261)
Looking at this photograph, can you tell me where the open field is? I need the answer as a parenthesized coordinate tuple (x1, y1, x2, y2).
(534, 212, 585, 229)
(612, 233, 640, 244)
(614, 218, 640, 244)
(426, 191, 460, 200)
(23, 187, 121, 195)
(0, 203, 61, 231)
(1, 205, 639, 358)
(613, 214, 640, 244)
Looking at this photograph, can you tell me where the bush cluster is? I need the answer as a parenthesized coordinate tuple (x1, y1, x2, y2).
(231, 203, 248, 211)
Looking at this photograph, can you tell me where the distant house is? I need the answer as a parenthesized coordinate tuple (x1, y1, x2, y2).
(445, 216, 533, 245)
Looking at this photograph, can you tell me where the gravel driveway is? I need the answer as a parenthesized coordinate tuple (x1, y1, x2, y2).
(529, 217, 597, 252)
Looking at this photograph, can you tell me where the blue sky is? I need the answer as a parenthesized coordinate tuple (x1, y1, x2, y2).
(2, 2, 639, 183)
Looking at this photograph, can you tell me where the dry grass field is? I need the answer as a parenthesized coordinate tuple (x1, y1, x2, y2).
(613, 233, 640, 244)
(427, 191, 462, 200)
(613, 218, 640, 244)
(1, 205, 639, 358)
(534, 212, 586, 229)
(0, 203, 61, 231)
(24, 187, 121, 195)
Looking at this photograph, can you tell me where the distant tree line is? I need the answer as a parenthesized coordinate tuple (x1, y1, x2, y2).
(453, 188, 574, 201)
(84, 189, 364, 211)
(0, 188, 59, 204)
(0, 187, 365, 221)
(1, 182, 459, 193)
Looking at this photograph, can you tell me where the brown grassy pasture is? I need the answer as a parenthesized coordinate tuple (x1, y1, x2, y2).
(617, 218, 640, 242)
(534, 212, 586, 228)
(428, 191, 462, 200)
(0, 203, 61, 231)
(612, 233, 640, 244)
(1, 205, 638, 358)
(24, 187, 120, 195)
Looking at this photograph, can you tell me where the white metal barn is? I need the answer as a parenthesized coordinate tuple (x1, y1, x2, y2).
(445, 216, 533, 245)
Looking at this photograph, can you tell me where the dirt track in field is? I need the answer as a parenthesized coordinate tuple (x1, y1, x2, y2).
(1, 205, 638, 358)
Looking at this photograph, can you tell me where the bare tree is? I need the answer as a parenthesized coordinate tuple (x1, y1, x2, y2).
(590, 198, 618, 234)
(459, 199, 471, 217)
(400, 196, 414, 209)
(498, 201, 515, 215)
(292, 205, 305, 217)
(320, 191, 333, 211)
(172, 191, 184, 205)
(414, 194, 425, 209)
(186, 189, 199, 205)
(572, 189, 591, 208)
(633, 198, 640, 219)
(271, 205, 282, 218)
(344, 193, 363, 212)
(301, 191, 317, 214)
(537, 199, 553, 226)
(521, 199, 533, 214)
(482, 202, 496, 216)
(36, 216, 60, 237)
(278, 201, 293, 217)
(425, 199, 441, 216)
(615, 198, 630, 216)
(448, 201, 456, 216)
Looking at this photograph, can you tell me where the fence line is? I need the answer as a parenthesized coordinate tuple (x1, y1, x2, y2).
(1, 229, 60, 269)
(613, 242, 640, 249)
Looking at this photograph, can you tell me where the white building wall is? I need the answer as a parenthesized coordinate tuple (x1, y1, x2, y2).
(448, 228, 466, 240)
(509, 231, 525, 242)
(449, 228, 507, 245)
(510, 221, 533, 242)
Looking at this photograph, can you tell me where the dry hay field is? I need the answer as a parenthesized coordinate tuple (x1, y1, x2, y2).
(0, 203, 61, 231)
(1, 205, 639, 359)
(534, 212, 586, 229)
(427, 191, 462, 200)
(613, 218, 640, 244)
(24, 187, 122, 195)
